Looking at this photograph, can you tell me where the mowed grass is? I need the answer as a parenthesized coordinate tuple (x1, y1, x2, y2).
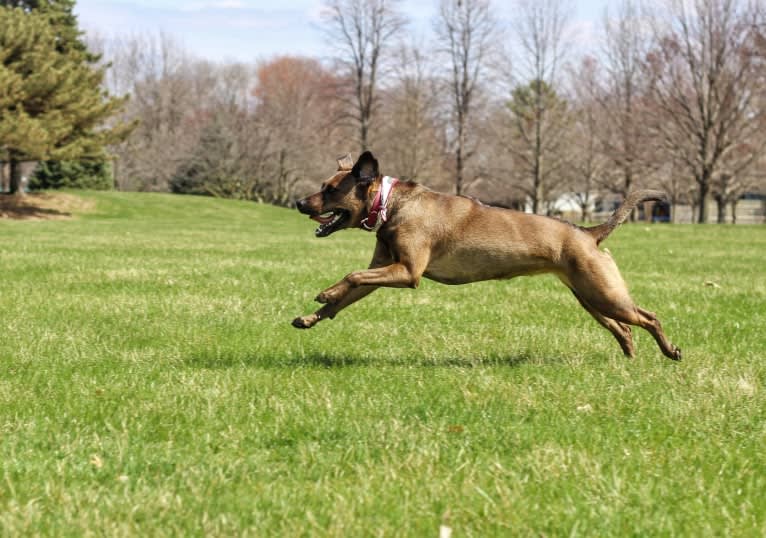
(1, 191, 764, 537)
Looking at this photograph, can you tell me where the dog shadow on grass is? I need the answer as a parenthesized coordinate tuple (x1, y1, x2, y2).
(184, 351, 538, 369)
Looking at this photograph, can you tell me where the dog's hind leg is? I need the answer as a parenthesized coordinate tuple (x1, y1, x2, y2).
(632, 306, 681, 361)
(569, 288, 635, 357)
(565, 254, 681, 360)
(574, 287, 681, 360)
(292, 241, 391, 329)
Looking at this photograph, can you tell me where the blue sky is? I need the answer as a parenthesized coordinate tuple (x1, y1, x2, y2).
(74, 0, 610, 63)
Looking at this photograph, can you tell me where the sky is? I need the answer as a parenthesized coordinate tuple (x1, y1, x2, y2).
(74, 0, 611, 63)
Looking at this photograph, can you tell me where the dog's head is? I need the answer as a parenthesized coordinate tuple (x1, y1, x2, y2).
(296, 151, 380, 237)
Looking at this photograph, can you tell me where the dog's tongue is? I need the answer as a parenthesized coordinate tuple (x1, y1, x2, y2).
(311, 214, 334, 225)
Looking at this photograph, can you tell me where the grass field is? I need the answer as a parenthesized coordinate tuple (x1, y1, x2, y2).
(1, 191, 764, 536)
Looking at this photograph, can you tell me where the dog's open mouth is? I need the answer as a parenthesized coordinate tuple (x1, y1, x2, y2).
(311, 209, 349, 237)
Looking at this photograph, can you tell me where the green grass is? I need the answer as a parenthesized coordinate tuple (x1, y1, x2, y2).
(1, 191, 765, 537)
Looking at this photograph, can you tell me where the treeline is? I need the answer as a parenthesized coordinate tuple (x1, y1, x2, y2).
(3, 1, 766, 223)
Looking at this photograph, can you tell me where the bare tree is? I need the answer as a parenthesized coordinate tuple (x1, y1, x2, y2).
(434, 0, 498, 196)
(170, 62, 268, 201)
(321, 0, 407, 152)
(597, 0, 654, 207)
(104, 32, 204, 191)
(566, 56, 608, 221)
(253, 56, 345, 205)
(644, 0, 765, 223)
(711, 156, 761, 223)
(505, 0, 573, 214)
(376, 41, 448, 188)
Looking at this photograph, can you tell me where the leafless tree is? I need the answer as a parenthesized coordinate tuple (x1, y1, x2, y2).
(643, 0, 766, 223)
(321, 0, 407, 152)
(596, 0, 654, 207)
(711, 158, 761, 223)
(434, 0, 498, 196)
(104, 33, 206, 191)
(504, 0, 573, 214)
(375, 41, 448, 188)
(253, 56, 346, 205)
(566, 56, 608, 221)
(652, 156, 695, 222)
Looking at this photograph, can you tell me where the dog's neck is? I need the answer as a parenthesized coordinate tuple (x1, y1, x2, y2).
(361, 175, 398, 232)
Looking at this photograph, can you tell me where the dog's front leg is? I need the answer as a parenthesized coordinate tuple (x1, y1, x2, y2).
(292, 241, 392, 329)
(292, 286, 379, 329)
(315, 244, 429, 305)
(316, 263, 420, 304)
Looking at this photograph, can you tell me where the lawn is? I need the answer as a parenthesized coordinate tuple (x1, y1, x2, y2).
(1, 191, 764, 536)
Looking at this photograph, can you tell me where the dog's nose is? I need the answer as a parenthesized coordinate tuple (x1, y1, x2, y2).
(296, 199, 307, 212)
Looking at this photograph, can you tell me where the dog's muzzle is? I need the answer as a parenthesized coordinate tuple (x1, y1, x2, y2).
(296, 198, 350, 237)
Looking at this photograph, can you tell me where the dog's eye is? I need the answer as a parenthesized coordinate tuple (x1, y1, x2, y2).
(324, 186, 338, 195)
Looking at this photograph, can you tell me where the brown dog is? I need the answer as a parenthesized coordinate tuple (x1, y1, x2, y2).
(293, 151, 681, 360)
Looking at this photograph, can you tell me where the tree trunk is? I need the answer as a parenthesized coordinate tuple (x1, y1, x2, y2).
(0, 162, 8, 192)
(9, 158, 26, 197)
(696, 179, 709, 223)
(455, 112, 464, 196)
(730, 198, 738, 224)
(360, 118, 369, 153)
(715, 196, 726, 223)
(625, 170, 635, 222)
(532, 180, 544, 215)
(455, 147, 463, 196)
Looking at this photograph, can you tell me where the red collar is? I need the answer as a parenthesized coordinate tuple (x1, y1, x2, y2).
(361, 176, 398, 231)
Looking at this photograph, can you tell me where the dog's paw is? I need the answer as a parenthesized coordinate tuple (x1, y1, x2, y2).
(670, 346, 682, 361)
(292, 315, 317, 329)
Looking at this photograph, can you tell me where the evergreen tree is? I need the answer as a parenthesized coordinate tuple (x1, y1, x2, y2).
(0, 0, 89, 57)
(30, 160, 113, 190)
(0, 7, 131, 195)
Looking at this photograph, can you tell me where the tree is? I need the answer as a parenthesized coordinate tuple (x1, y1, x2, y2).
(596, 0, 654, 207)
(30, 159, 113, 190)
(170, 113, 254, 199)
(2, 0, 108, 192)
(103, 33, 209, 191)
(711, 141, 762, 223)
(375, 42, 447, 187)
(321, 0, 407, 152)
(435, 0, 497, 196)
(253, 56, 344, 205)
(567, 56, 607, 221)
(506, 0, 572, 214)
(644, 0, 765, 223)
(505, 79, 570, 213)
(0, 7, 131, 195)
(0, 0, 89, 56)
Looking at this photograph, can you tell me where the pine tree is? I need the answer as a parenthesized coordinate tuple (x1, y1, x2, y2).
(0, 0, 89, 56)
(31, 160, 113, 190)
(0, 7, 131, 195)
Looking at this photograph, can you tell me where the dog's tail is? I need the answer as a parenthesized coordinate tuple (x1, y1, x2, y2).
(584, 190, 668, 245)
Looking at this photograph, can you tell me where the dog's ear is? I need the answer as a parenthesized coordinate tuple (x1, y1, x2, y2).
(336, 153, 354, 171)
(351, 151, 379, 182)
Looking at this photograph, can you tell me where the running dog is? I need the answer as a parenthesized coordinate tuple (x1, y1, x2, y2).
(292, 151, 681, 360)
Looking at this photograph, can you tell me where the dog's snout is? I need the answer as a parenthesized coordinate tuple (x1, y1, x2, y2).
(296, 198, 308, 212)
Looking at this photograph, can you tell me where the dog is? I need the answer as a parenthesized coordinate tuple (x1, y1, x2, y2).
(292, 151, 681, 360)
